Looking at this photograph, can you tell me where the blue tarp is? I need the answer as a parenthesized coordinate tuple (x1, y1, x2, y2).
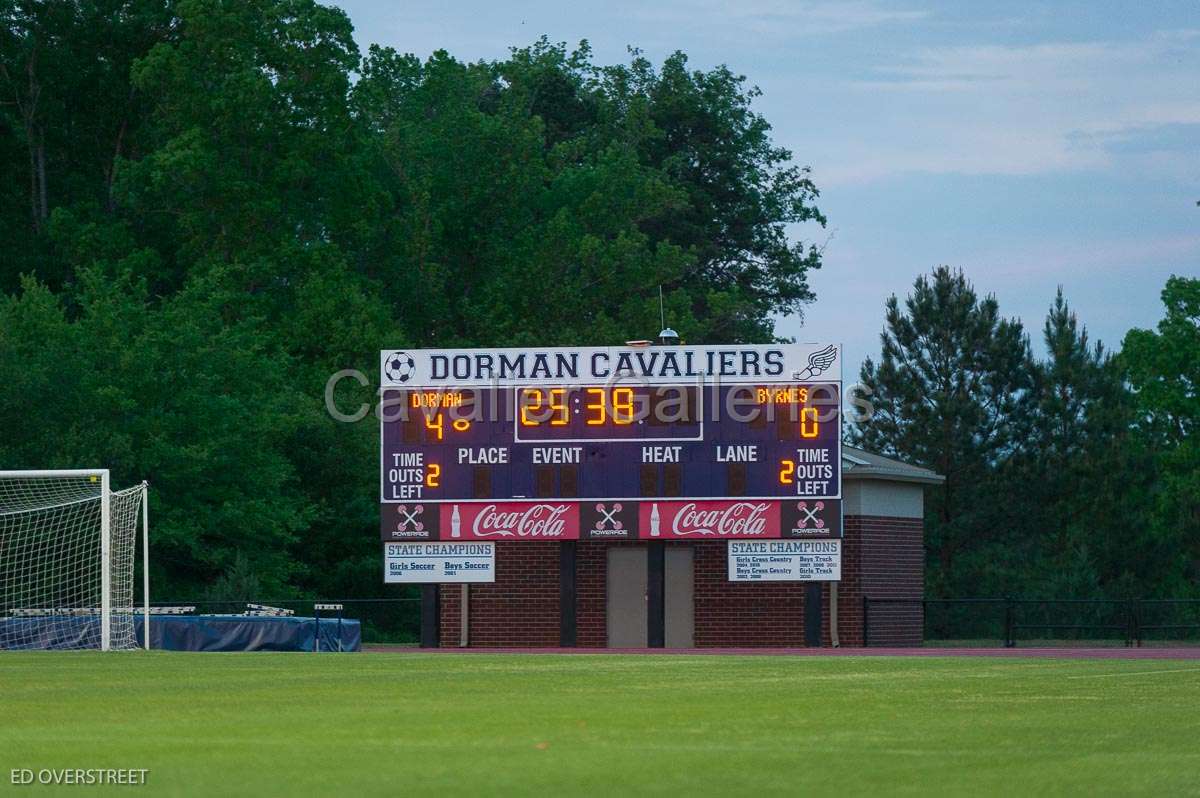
(0, 616, 102, 649)
(1, 615, 361, 652)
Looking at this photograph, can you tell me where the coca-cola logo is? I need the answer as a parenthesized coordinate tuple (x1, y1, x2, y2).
(472, 504, 571, 538)
(670, 502, 770, 537)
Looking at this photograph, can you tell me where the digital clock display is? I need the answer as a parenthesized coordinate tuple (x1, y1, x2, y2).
(515, 385, 700, 440)
(380, 344, 843, 542)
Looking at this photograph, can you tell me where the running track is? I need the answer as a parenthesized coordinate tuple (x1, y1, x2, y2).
(367, 646, 1200, 660)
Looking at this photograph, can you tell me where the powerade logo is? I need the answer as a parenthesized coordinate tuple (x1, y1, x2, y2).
(380, 504, 438, 541)
(581, 502, 636, 539)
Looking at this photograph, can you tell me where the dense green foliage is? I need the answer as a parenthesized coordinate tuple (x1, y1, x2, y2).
(4, 652, 1198, 794)
(2, 2, 1192, 602)
(855, 267, 1199, 599)
(0, 1, 825, 597)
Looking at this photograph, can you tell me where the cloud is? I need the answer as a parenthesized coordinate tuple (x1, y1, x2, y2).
(971, 234, 1200, 281)
(812, 30, 1200, 184)
(1070, 122, 1200, 156)
(633, 1, 928, 38)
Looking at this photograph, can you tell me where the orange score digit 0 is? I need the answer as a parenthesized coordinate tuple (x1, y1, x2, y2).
(800, 407, 819, 438)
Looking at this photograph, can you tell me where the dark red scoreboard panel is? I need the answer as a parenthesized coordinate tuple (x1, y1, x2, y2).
(380, 344, 842, 542)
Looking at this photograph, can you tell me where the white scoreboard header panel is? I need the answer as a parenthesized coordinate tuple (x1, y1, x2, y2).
(382, 343, 841, 387)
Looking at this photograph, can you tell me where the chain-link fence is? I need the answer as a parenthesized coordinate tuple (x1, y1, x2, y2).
(865, 597, 1200, 647)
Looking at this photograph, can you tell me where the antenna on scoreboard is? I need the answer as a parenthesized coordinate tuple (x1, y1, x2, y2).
(657, 285, 679, 345)
(627, 286, 679, 347)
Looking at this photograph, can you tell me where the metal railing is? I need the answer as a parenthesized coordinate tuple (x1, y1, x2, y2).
(150, 598, 422, 646)
(863, 597, 1200, 648)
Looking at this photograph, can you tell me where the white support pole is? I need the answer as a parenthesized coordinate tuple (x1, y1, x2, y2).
(829, 582, 840, 648)
(142, 482, 150, 651)
(100, 470, 112, 652)
(460, 584, 469, 647)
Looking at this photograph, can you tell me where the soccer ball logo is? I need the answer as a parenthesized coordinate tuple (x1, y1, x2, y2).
(385, 351, 416, 383)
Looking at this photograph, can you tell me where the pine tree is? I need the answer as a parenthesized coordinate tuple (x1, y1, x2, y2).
(853, 266, 1033, 594)
(1011, 289, 1121, 596)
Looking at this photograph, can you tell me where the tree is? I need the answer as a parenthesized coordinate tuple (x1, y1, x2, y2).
(602, 49, 827, 341)
(853, 267, 1033, 594)
(0, 9, 827, 599)
(0, 0, 173, 289)
(352, 39, 826, 347)
(0, 270, 313, 597)
(1121, 276, 1200, 594)
(1008, 289, 1149, 597)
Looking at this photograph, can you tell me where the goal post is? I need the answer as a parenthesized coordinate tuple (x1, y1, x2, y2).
(0, 470, 148, 651)
(101, 469, 111, 651)
(142, 481, 150, 651)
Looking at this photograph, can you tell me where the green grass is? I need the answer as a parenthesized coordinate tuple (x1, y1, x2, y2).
(2, 653, 1199, 796)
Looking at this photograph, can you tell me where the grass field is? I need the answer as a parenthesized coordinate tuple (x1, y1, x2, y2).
(3, 653, 1199, 796)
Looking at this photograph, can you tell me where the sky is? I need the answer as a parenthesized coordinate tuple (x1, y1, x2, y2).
(329, 0, 1198, 376)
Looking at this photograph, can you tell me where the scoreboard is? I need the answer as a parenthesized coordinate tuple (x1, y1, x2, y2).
(380, 344, 842, 543)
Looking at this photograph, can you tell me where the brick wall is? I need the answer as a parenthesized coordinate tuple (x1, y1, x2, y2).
(437, 514, 924, 647)
(576, 542, 608, 648)
(438, 541, 560, 647)
(860, 515, 924, 646)
(834, 517, 864, 646)
(834, 515, 924, 646)
(692, 541, 810, 646)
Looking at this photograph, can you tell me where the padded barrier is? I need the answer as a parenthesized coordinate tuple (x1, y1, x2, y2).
(1, 615, 361, 652)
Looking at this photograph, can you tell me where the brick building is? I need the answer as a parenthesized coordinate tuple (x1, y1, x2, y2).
(430, 446, 941, 648)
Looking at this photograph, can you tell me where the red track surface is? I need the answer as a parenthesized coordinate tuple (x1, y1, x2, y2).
(366, 646, 1200, 660)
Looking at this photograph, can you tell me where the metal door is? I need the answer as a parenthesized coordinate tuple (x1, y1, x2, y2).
(664, 546, 694, 647)
(607, 546, 647, 647)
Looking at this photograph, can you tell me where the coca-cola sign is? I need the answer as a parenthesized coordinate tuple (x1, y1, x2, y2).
(441, 502, 581, 540)
(376, 499, 844, 542)
(638, 501, 781, 539)
(381, 500, 842, 544)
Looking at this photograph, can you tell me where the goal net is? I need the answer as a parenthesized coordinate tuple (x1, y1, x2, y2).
(0, 471, 147, 651)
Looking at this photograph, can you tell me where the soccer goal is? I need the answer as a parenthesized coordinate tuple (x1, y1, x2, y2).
(0, 471, 148, 651)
